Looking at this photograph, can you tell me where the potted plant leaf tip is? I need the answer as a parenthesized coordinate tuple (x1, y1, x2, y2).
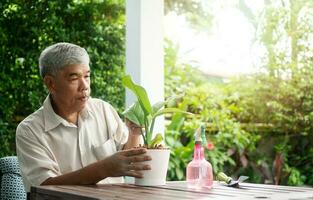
(122, 75, 192, 186)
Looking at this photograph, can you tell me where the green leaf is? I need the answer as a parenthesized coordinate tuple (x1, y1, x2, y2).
(149, 133, 163, 148)
(167, 113, 185, 131)
(165, 135, 175, 146)
(175, 167, 184, 180)
(153, 108, 192, 118)
(152, 95, 183, 114)
(122, 101, 145, 126)
(122, 75, 153, 116)
(152, 101, 165, 114)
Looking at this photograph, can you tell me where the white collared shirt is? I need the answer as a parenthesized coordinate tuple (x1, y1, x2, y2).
(16, 95, 128, 192)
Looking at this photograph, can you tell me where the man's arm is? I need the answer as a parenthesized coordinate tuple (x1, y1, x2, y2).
(42, 148, 151, 185)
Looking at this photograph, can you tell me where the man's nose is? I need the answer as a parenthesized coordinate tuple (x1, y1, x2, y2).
(80, 78, 90, 91)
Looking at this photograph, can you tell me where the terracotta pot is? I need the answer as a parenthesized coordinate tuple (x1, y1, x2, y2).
(135, 149, 170, 186)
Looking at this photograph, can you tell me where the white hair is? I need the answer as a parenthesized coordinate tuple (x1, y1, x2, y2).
(39, 42, 90, 77)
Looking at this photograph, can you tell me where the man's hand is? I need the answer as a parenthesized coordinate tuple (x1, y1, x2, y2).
(41, 148, 151, 186)
(102, 148, 151, 178)
(125, 118, 142, 135)
(124, 119, 143, 149)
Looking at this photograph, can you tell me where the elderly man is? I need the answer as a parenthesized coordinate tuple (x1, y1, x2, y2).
(16, 42, 151, 193)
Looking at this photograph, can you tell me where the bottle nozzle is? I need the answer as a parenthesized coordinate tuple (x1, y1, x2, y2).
(201, 125, 207, 146)
(194, 127, 202, 142)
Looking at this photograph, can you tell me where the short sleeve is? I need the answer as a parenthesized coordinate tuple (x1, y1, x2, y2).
(16, 123, 61, 192)
(105, 104, 129, 150)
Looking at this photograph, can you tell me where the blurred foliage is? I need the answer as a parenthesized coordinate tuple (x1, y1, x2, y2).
(164, 40, 260, 182)
(165, 0, 313, 186)
(164, 0, 214, 32)
(242, 0, 313, 186)
(0, 0, 125, 157)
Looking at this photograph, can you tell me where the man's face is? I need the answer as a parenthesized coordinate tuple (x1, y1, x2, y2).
(47, 64, 91, 113)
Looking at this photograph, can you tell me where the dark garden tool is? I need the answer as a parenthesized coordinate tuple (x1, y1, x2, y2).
(217, 172, 249, 188)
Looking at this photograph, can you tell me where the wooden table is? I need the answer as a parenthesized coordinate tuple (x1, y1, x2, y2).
(30, 181, 313, 200)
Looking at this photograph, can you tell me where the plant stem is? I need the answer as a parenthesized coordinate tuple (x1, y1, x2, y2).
(144, 118, 149, 146)
(149, 118, 156, 141)
(140, 128, 147, 145)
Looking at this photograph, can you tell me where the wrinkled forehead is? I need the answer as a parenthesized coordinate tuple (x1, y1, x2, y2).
(58, 64, 90, 76)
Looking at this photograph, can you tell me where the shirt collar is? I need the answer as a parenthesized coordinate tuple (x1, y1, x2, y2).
(43, 95, 91, 132)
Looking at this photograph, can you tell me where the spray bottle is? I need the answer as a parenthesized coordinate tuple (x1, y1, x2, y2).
(186, 125, 213, 189)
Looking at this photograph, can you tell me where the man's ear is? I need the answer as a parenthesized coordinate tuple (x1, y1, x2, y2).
(43, 75, 56, 94)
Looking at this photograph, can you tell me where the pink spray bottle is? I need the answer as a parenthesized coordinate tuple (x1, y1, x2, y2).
(186, 125, 213, 189)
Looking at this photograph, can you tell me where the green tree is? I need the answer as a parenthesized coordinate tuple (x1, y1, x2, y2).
(164, 0, 214, 32)
(164, 40, 259, 182)
(239, 0, 313, 186)
(165, 0, 313, 186)
(0, 0, 125, 157)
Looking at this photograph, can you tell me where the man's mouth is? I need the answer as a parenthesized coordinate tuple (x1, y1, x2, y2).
(78, 95, 89, 101)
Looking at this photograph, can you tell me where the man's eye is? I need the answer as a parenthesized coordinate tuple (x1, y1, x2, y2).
(70, 77, 78, 81)
(85, 75, 90, 79)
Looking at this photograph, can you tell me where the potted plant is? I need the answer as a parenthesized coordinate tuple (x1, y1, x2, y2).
(122, 75, 191, 186)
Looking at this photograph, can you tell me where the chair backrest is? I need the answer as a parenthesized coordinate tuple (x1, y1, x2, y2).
(0, 156, 26, 200)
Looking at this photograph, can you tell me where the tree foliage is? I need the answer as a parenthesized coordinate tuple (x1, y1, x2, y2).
(165, 40, 260, 182)
(241, 0, 313, 186)
(0, 0, 125, 157)
(164, 0, 214, 32)
(165, 0, 313, 186)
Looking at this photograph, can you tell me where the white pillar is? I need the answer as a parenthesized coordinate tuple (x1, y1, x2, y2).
(126, 0, 164, 135)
